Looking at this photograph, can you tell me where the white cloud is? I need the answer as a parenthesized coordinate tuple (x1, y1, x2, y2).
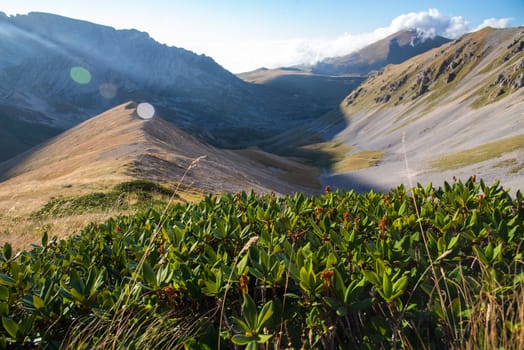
(206, 9, 514, 72)
(389, 8, 469, 39)
(474, 17, 513, 31)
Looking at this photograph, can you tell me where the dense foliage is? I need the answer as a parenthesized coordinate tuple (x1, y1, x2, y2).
(0, 179, 523, 349)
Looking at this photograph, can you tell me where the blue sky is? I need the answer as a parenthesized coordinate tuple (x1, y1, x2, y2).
(3, 1, 524, 72)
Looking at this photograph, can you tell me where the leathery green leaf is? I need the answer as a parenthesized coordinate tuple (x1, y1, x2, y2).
(2, 316, 19, 339)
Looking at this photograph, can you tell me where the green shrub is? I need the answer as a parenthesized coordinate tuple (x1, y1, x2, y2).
(32, 192, 126, 218)
(1, 179, 523, 349)
(114, 180, 175, 197)
(32, 180, 176, 219)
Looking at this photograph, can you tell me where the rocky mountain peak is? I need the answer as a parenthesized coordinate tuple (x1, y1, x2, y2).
(311, 30, 451, 76)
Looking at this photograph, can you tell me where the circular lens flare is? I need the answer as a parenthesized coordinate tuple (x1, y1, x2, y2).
(70, 66, 92, 85)
(137, 102, 155, 120)
(99, 83, 117, 99)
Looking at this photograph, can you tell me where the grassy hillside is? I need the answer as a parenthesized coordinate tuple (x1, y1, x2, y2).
(0, 178, 522, 349)
(313, 27, 524, 193)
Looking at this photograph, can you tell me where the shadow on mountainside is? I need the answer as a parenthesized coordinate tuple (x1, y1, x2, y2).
(253, 105, 388, 194)
(319, 171, 391, 194)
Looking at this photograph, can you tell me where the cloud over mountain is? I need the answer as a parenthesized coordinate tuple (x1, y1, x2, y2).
(389, 8, 469, 39)
(474, 17, 513, 31)
(224, 8, 513, 72)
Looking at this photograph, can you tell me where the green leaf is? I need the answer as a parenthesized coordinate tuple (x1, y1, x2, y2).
(0, 286, 9, 301)
(32, 295, 45, 309)
(236, 253, 249, 275)
(41, 231, 48, 247)
(256, 300, 273, 332)
(392, 276, 408, 295)
(447, 235, 460, 250)
(70, 288, 86, 303)
(382, 273, 392, 300)
(0, 302, 8, 316)
(344, 279, 365, 304)
(58, 287, 73, 301)
(336, 306, 347, 316)
(231, 334, 256, 345)
(246, 341, 259, 350)
(2, 244, 11, 261)
(493, 243, 502, 261)
(362, 270, 380, 287)
(484, 242, 494, 262)
(0, 274, 15, 287)
(398, 201, 407, 216)
(472, 246, 488, 265)
(242, 294, 258, 331)
(231, 316, 251, 334)
(2, 317, 18, 339)
(257, 334, 273, 343)
(70, 270, 85, 294)
(437, 237, 446, 255)
(142, 262, 157, 288)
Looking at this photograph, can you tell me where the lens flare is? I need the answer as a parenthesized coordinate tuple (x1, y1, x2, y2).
(137, 102, 155, 120)
(70, 66, 92, 85)
(99, 83, 117, 99)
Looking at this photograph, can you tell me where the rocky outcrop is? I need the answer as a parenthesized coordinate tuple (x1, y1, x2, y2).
(413, 69, 432, 98)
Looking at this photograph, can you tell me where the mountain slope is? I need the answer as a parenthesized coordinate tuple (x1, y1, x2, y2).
(237, 30, 449, 115)
(0, 102, 320, 247)
(312, 30, 451, 76)
(0, 12, 329, 161)
(319, 27, 524, 192)
(238, 67, 365, 110)
(0, 102, 319, 198)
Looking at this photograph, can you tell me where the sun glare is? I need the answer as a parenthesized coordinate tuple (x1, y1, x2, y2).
(69, 66, 92, 85)
(99, 82, 117, 99)
(136, 102, 155, 120)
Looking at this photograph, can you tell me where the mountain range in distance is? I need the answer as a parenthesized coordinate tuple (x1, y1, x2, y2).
(0, 11, 523, 226)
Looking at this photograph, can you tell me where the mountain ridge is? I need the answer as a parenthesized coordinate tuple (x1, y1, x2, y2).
(0, 102, 319, 194)
(312, 29, 451, 76)
(0, 12, 332, 161)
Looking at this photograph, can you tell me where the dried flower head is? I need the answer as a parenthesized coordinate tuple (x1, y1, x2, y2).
(239, 236, 259, 255)
(321, 269, 334, 288)
(239, 273, 249, 295)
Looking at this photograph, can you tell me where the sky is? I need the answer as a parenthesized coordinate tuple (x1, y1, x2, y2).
(2, 1, 524, 73)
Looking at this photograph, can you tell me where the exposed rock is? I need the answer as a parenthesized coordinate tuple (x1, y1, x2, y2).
(416, 70, 432, 86)
(515, 57, 524, 72)
(412, 69, 432, 98)
(513, 73, 524, 89)
(387, 75, 408, 92)
(374, 94, 391, 103)
(503, 38, 524, 61)
(446, 72, 457, 83)
(495, 73, 509, 87)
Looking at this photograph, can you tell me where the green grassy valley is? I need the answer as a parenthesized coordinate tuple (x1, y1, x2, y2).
(0, 178, 522, 349)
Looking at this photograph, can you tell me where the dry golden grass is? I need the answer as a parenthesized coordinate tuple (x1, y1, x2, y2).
(333, 150, 385, 173)
(0, 102, 322, 250)
(430, 134, 524, 171)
